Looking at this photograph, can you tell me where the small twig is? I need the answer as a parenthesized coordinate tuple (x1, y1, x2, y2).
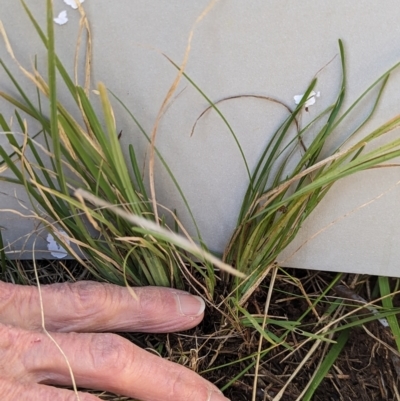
(362, 325, 400, 359)
(334, 284, 389, 328)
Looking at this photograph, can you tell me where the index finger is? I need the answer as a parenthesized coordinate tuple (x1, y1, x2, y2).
(0, 281, 206, 333)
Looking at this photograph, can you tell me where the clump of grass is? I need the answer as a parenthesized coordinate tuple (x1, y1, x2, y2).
(1, 2, 400, 400)
(193, 41, 400, 305)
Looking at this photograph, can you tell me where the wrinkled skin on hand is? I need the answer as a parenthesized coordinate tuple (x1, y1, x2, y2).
(0, 280, 230, 401)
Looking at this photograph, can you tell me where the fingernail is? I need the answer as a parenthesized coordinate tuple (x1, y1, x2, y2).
(208, 390, 231, 401)
(176, 294, 205, 317)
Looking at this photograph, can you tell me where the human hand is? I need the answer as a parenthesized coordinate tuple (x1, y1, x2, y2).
(0, 280, 229, 401)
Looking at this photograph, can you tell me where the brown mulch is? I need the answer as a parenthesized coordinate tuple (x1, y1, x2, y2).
(163, 269, 399, 401)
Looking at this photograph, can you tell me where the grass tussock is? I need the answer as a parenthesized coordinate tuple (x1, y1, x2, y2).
(0, 1, 400, 400)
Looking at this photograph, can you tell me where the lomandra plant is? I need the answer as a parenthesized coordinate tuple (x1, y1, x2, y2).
(1, 2, 400, 400)
(218, 42, 400, 306)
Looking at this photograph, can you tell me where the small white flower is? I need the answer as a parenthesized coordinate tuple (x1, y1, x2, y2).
(294, 91, 321, 110)
(54, 10, 68, 25)
(63, 0, 85, 9)
(46, 230, 69, 258)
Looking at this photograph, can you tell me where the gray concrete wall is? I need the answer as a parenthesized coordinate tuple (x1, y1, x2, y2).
(1, 1, 400, 276)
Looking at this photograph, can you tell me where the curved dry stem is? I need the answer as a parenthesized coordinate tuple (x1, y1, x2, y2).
(190, 94, 296, 137)
(148, 0, 219, 222)
(31, 239, 80, 401)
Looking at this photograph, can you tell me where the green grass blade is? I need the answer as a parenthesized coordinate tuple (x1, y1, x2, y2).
(20, 0, 78, 99)
(45, 0, 66, 196)
(165, 56, 252, 182)
(378, 276, 400, 351)
(302, 329, 350, 401)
